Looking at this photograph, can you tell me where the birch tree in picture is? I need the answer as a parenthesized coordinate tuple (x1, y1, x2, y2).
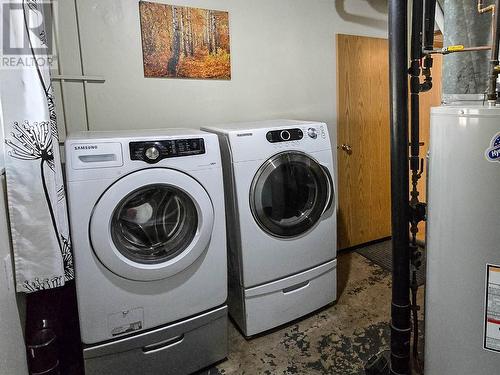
(167, 5, 181, 75)
(140, 1, 230, 79)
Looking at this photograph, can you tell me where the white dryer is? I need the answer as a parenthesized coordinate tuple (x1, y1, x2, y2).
(65, 129, 227, 375)
(202, 120, 337, 336)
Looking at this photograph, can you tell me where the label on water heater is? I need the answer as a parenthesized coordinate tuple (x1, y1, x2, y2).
(484, 265, 500, 353)
(485, 133, 500, 163)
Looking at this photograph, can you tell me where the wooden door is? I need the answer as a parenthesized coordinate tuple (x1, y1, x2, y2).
(336, 34, 442, 248)
(337, 34, 391, 249)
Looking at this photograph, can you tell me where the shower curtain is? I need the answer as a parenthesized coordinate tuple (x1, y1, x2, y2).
(0, 0, 74, 293)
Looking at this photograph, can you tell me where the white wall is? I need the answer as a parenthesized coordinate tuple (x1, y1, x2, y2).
(56, 0, 388, 143)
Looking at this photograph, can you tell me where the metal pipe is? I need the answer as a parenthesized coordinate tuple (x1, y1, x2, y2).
(487, 0, 500, 102)
(436, 45, 492, 54)
(476, 0, 499, 102)
(423, 0, 437, 51)
(478, 0, 495, 14)
(409, 3, 426, 372)
(74, 0, 91, 131)
(409, 5, 426, 371)
(389, 1, 411, 374)
(421, 0, 436, 93)
(454, 45, 492, 52)
(410, 0, 423, 172)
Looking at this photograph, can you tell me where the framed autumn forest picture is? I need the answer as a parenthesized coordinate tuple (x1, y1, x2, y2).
(139, 1, 231, 79)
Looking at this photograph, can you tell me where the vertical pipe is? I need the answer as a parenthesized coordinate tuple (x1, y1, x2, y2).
(424, 0, 437, 51)
(411, 0, 424, 60)
(421, 0, 436, 93)
(410, 0, 423, 172)
(73, 0, 90, 131)
(409, 3, 427, 372)
(488, 0, 500, 102)
(389, 1, 411, 374)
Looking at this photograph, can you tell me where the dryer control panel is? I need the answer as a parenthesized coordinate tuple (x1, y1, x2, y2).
(266, 128, 303, 143)
(129, 138, 205, 163)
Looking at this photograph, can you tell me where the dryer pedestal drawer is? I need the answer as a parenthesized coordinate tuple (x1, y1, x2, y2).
(83, 306, 227, 375)
(242, 260, 337, 336)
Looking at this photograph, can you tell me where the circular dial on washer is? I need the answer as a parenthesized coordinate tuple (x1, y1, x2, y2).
(145, 146, 160, 161)
(280, 130, 291, 141)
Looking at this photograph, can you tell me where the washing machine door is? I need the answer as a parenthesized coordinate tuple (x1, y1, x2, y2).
(250, 151, 334, 238)
(90, 168, 213, 281)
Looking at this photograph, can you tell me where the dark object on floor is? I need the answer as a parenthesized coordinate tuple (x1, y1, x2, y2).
(25, 281, 84, 375)
(356, 241, 426, 286)
(27, 326, 59, 375)
(365, 351, 390, 375)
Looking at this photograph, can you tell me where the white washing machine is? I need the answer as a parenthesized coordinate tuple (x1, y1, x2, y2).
(65, 129, 227, 375)
(202, 120, 337, 336)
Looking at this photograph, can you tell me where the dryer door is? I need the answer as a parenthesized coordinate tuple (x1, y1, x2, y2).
(90, 169, 213, 281)
(250, 151, 334, 238)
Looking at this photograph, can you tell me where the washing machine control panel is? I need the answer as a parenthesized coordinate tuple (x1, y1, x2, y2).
(129, 138, 205, 163)
(266, 128, 303, 143)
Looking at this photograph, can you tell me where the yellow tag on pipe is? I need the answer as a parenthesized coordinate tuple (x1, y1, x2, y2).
(447, 45, 465, 52)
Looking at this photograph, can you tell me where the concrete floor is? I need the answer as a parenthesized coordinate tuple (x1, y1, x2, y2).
(207, 251, 425, 375)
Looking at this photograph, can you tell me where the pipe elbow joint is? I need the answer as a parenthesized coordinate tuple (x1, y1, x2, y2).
(420, 81, 433, 92)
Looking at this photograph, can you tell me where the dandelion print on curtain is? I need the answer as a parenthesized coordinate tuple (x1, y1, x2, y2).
(0, 0, 74, 292)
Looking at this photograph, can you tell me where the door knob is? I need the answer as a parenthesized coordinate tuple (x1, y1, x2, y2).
(338, 144, 352, 155)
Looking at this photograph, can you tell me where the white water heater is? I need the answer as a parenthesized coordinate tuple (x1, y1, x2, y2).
(425, 106, 500, 374)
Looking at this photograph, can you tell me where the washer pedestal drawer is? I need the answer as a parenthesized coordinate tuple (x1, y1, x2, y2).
(83, 306, 227, 375)
(242, 260, 337, 337)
